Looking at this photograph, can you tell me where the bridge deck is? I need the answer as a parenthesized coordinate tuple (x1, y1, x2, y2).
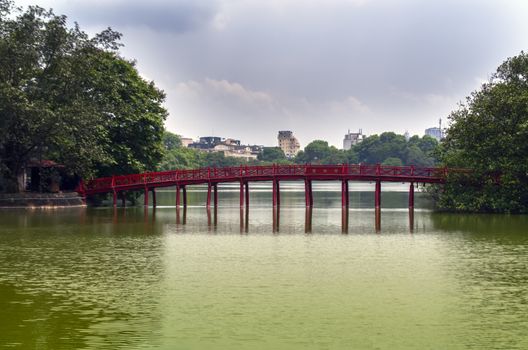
(79, 164, 465, 196)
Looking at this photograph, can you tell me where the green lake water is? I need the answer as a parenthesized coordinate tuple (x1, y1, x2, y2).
(1, 182, 527, 349)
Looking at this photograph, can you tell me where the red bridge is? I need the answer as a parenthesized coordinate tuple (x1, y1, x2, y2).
(78, 164, 466, 209)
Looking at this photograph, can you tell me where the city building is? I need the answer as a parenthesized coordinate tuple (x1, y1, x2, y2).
(180, 137, 194, 148)
(425, 118, 444, 141)
(404, 130, 410, 142)
(343, 129, 365, 150)
(278, 131, 301, 158)
(188, 136, 262, 161)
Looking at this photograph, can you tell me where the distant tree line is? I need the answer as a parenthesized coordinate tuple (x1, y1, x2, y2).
(158, 131, 440, 171)
(294, 133, 438, 166)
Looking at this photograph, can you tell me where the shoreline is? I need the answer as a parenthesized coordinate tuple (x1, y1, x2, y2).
(0, 192, 86, 209)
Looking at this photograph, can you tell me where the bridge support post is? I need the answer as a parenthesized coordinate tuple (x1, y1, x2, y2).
(121, 191, 126, 207)
(375, 208, 381, 233)
(182, 186, 187, 208)
(112, 190, 117, 207)
(409, 182, 414, 209)
(272, 181, 277, 207)
(305, 207, 312, 233)
(341, 206, 349, 234)
(245, 182, 249, 208)
(273, 206, 280, 233)
(375, 180, 381, 210)
(206, 183, 212, 208)
(151, 188, 157, 208)
(309, 181, 313, 206)
(277, 181, 280, 206)
(341, 180, 349, 208)
(305, 180, 313, 207)
(272, 180, 280, 207)
(176, 185, 181, 208)
(214, 184, 218, 208)
(239, 181, 244, 208)
(144, 187, 149, 207)
(409, 208, 414, 233)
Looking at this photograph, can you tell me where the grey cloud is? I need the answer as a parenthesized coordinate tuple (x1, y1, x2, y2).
(63, 0, 219, 33)
(12, 0, 528, 146)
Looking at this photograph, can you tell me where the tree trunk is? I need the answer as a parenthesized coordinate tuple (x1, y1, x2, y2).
(2, 163, 26, 193)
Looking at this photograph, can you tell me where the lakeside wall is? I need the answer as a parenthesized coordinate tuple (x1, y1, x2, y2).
(0, 193, 85, 208)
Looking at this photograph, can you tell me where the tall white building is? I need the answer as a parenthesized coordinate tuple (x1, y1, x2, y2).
(343, 129, 364, 150)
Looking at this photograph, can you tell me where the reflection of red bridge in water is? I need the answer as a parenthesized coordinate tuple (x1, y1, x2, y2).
(79, 164, 468, 210)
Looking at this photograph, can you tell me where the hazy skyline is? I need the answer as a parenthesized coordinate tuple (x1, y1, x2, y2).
(14, 0, 528, 147)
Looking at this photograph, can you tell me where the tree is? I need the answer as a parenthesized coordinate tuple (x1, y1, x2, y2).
(403, 145, 430, 166)
(355, 132, 406, 164)
(352, 132, 438, 166)
(0, 2, 167, 192)
(163, 131, 182, 151)
(382, 157, 403, 166)
(158, 147, 201, 170)
(258, 147, 287, 162)
(295, 140, 346, 164)
(435, 52, 528, 213)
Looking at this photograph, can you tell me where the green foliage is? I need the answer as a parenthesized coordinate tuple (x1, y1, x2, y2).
(258, 147, 287, 162)
(355, 132, 437, 166)
(435, 51, 528, 213)
(158, 144, 256, 171)
(382, 157, 403, 166)
(0, 3, 167, 191)
(163, 131, 182, 151)
(291, 133, 437, 166)
(158, 147, 202, 170)
(295, 140, 348, 164)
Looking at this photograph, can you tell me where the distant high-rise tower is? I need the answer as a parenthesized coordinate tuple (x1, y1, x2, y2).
(425, 118, 444, 141)
(343, 129, 365, 150)
(278, 131, 300, 158)
(404, 130, 410, 141)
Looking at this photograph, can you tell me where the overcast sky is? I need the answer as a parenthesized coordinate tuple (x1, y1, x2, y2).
(14, 0, 528, 147)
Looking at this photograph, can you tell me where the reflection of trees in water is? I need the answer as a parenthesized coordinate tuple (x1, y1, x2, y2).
(0, 283, 91, 349)
(430, 213, 528, 242)
(0, 219, 165, 348)
(430, 212, 528, 349)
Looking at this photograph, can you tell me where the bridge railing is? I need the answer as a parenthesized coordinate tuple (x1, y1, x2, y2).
(275, 165, 305, 175)
(86, 176, 113, 192)
(114, 173, 144, 187)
